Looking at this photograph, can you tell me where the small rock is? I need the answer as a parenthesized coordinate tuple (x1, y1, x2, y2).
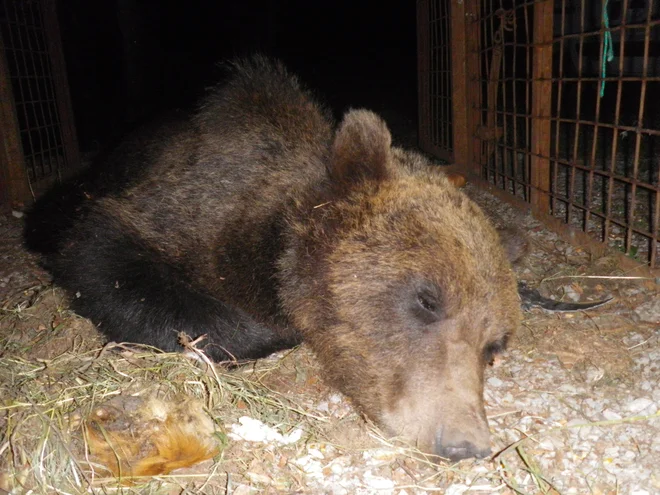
(487, 376, 504, 388)
(228, 416, 302, 445)
(623, 450, 637, 460)
(232, 485, 252, 495)
(585, 366, 605, 383)
(445, 485, 470, 495)
(11, 210, 24, 219)
(307, 448, 324, 459)
(603, 409, 622, 421)
(363, 472, 395, 491)
(562, 285, 581, 302)
(627, 398, 655, 414)
(538, 438, 556, 451)
(634, 299, 660, 323)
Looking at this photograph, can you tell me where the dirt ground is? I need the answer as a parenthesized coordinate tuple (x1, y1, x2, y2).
(0, 178, 658, 494)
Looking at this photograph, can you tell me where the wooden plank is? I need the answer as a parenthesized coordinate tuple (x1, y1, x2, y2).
(530, 0, 553, 215)
(464, 0, 482, 176)
(0, 29, 31, 209)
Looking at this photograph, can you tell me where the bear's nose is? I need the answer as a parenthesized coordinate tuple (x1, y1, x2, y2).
(435, 432, 491, 461)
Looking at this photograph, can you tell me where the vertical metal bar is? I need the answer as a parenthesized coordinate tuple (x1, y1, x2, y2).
(44, 0, 80, 180)
(21, 1, 53, 179)
(450, 0, 469, 168)
(488, 0, 496, 185)
(552, 0, 567, 215)
(439, 0, 444, 149)
(511, 2, 518, 198)
(653, 180, 659, 268)
(625, 1, 652, 258)
(445, 1, 452, 151)
(429, 0, 435, 151)
(585, 0, 608, 232)
(417, 0, 431, 152)
(501, 4, 509, 193)
(441, 0, 445, 149)
(431, 0, 437, 148)
(5, 0, 37, 181)
(35, 0, 62, 174)
(604, 0, 628, 245)
(523, 2, 531, 202)
(530, 0, 552, 215)
(567, 0, 587, 225)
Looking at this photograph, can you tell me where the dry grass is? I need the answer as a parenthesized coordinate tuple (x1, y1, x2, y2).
(0, 287, 333, 493)
(0, 260, 657, 494)
(0, 287, 460, 494)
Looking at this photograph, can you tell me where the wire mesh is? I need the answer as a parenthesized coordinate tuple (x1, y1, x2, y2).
(550, 0, 659, 267)
(459, 0, 660, 267)
(0, 0, 66, 185)
(419, 0, 454, 161)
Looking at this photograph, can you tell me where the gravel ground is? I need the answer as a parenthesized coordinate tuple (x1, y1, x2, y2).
(0, 175, 658, 494)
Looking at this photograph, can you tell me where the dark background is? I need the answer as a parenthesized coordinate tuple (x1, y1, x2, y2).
(57, 0, 418, 153)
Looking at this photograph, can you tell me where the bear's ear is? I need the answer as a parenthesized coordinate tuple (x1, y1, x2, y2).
(329, 109, 392, 185)
(497, 227, 529, 265)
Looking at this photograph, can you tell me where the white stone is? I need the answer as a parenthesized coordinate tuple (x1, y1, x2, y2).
(228, 416, 302, 445)
(603, 409, 622, 420)
(627, 398, 654, 414)
(487, 376, 504, 387)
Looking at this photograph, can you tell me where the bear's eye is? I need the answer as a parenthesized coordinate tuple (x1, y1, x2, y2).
(411, 289, 443, 324)
(483, 334, 510, 365)
(418, 294, 437, 312)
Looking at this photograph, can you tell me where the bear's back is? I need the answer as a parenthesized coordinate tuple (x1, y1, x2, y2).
(102, 56, 334, 254)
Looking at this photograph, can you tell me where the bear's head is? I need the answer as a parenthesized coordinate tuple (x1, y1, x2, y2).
(279, 109, 522, 461)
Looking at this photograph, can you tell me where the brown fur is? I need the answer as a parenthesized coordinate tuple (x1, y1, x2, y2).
(83, 397, 218, 482)
(279, 138, 520, 458)
(32, 56, 522, 461)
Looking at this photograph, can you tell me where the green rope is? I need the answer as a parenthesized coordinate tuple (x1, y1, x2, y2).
(600, 0, 615, 97)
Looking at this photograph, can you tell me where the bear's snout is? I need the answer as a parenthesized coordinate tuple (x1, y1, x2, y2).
(435, 437, 491, 462)
(433, 421, 492, 461)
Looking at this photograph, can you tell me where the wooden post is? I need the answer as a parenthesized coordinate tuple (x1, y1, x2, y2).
(530, 0, 553, 215)
(464, 0, 482, 176)
(0, 33, 31, 209)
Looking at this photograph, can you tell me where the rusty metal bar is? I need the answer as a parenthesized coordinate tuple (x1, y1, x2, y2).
(435, 0, 659, 267)
(624, 1, 652, 260)
(584, 0, 609, 234)
(417, 0, 454, 162)
(604, 0, 628, 247)
(450, 0, 469, 168)
(465, 168, 659, 275)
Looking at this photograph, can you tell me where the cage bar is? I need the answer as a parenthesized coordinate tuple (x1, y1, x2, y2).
(418, 0, 660, 268)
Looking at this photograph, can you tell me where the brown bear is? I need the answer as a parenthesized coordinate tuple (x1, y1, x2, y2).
(25, 56, 522, 461)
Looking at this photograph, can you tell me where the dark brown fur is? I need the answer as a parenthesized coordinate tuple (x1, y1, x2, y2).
(26, 56, 521, 461)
